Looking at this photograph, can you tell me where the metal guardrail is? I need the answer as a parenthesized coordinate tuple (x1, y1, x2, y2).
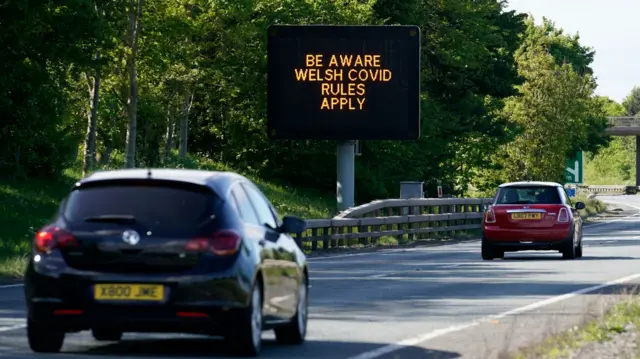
(578, 185, 637, 194)
(293, 198, 493, 251)
(290, 185, 637, 252)
(607, 116, 640, 127)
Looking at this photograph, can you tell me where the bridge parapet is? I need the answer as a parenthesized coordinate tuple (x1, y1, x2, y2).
(607, 116, 640, 127)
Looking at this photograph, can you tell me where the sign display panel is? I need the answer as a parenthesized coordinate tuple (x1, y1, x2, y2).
(267, 25, 421, 140)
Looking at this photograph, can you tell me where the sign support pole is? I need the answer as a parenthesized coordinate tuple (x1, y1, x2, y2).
(636, 136, 640, 188)
(337, 140, 355, 211)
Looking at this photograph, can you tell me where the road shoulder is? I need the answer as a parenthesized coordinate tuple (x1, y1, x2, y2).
(505, 292, 640, 359)
(369, 283, 640, 359)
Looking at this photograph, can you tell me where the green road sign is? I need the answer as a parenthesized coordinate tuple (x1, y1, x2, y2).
(565, 151, 584, 184)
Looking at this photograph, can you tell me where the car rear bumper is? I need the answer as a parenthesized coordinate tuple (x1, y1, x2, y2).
(28, 301, 237, 335)
(483, 225, 573, 251)
(483, 226, 572, 251)
(483, 238, 571, 251)
(483, 226, 571, 242)
(24, 258, 253, 334)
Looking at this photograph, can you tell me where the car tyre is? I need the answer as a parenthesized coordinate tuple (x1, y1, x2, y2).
(275, 275, 308, 345)
(562, 232, 577, 260)
(27, 318, 64, 353)
(481, 241, 495, 260)
(227, 280, 263, 357)
(92, 328, 123, 341)
(575, 238, 583, 258)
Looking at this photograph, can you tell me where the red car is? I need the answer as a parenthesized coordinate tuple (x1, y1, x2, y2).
(482, 181, 585, 260)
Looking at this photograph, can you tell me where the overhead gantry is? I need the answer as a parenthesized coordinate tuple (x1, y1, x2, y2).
(606, 116, 640, 187)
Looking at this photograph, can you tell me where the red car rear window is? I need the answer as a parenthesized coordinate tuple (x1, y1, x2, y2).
(495, 186, 561, 205)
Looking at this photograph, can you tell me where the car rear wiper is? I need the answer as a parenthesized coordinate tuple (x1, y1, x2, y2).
(198, 214, 216, 228)
(83, 214, 137, 224)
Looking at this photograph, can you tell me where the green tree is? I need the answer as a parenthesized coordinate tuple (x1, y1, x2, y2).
(0, 0, 108, 177)
(585, 97, 635, 184)
(623, 86, 640, 116)
(359, 0, 527, 198)
(483, 17, 604, 185)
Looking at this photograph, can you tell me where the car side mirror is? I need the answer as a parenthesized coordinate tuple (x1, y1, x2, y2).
(575, 202, 586, 210)
(279, 215, 307, 234)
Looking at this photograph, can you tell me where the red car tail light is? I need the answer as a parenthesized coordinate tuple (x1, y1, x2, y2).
(185, 230, 242, 256)
(34, 225, 78, 254)
(484, 208, 496, 223)
(177, 311, 208, 318)
(558, 207, 570, 223)
(53, 309, 83, 315)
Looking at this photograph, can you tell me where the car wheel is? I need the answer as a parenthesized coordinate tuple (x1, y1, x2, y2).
(562, 233, 577, 260)
(92, 328, 123, 341)
(27, 318, 64, 353)
(575, 239, 583, 258)
(275, 275, 308, 345)
(227, 280, 263, 357)
(481, 241, 495, 260)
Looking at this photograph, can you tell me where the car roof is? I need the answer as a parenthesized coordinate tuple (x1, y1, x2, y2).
(498, 181, 562, 188)
(75, 168, 249, 198)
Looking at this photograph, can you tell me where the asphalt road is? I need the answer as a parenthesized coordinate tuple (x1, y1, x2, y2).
(1, 195, 640, 358)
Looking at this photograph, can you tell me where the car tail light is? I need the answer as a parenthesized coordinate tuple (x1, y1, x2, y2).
(177, 311, 208, 318)
(185, 230, 242, 256)
(34, 225, 78, 254)
(53, 309, 82, 315)
(484, 208, 496, 223)
(558, 207, 570, 223)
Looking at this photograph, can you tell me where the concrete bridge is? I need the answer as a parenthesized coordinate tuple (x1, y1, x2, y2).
(606, 116, 640, 186)
(606, 116, 640, 136)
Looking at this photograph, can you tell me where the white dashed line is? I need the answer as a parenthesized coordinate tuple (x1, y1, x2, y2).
(347, 272, 640, 359)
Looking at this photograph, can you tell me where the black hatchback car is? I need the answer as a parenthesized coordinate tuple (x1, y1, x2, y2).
(24, 168, 309, 357)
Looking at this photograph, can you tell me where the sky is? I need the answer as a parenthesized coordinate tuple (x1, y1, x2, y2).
(505, 0, 640, 104)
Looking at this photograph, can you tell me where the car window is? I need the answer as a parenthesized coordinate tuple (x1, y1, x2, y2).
(63, 183, 215, 231)
(230, 185, 261, 226)
(268, 202, 283, 227)
(241, 183, 278, 229)
(495, 186, 561, 205)
(561, 188, 572, 205)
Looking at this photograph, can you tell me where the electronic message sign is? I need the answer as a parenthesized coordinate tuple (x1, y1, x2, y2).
(267, 25, 421, 140)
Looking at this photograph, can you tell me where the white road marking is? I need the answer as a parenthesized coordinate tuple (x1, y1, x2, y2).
(0, 323, 25, 332)
(440, 264, 462, 269)
(368, 272, 400, 278)
(347, 272, 640, 359)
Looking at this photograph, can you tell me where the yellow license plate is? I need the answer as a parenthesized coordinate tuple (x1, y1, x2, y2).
(94, 284, 164, 301)
(511, 213, 542, 220)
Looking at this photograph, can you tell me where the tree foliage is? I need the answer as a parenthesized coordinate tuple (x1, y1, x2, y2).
(623, 86, 640, 116)
(474, 17, 610, 191)
(585, 96, 635, 185)
(0, 0, 613, 205)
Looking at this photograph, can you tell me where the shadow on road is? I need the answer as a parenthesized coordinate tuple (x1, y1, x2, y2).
(60, 337, 460, 358)
(502, 255, 638, 261)
(585, 239, 640, 248)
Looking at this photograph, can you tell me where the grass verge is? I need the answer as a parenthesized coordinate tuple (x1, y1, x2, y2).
(575, 193, 608, 219)
(508, 295, 640, 359)
(0, 155, 335, 279)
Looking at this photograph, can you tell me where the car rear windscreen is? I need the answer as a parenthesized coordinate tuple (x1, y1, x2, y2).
(495, 186, 561, 205)
(63, 182, 216, 230)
